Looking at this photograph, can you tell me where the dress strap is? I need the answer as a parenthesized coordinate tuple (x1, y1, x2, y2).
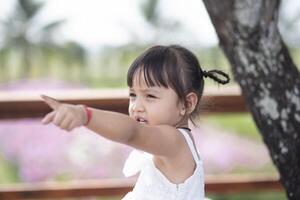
(177, 128, 201, 162)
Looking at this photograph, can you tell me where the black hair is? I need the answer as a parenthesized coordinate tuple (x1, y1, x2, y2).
(127, 45, 230, 125)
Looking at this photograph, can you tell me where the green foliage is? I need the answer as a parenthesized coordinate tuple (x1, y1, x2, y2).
(290, 48, 300, 70)
(0, 154, 19, 184)
(0, 0, 86, 81)
(140, 0, 160, 26)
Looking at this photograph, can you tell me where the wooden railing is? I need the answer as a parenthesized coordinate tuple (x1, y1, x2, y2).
(0, 86, 284, 199)
(0, 175, 283, 199)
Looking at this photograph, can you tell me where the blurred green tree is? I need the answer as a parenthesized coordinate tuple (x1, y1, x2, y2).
(60, 41, 87, 81)
(0, 0, 86, 81)
(0, 0, 64, 79)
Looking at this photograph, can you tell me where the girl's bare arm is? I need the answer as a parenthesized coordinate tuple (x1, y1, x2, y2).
(41, 95, 184, 158)
(87, 108, 184, 158)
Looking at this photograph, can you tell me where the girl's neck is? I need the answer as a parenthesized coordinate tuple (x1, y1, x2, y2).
(175, 120, 190, 131)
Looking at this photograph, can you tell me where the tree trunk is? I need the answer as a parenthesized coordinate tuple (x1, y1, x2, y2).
(202, 0, 300, 199)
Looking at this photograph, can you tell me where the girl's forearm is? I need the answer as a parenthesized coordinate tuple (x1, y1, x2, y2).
(85, 108, 138, 144)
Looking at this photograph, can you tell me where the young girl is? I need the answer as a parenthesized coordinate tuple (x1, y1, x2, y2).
(41, 45, 230, 199)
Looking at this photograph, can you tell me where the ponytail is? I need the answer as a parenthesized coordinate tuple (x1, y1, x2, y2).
(201, 69, 230, 84)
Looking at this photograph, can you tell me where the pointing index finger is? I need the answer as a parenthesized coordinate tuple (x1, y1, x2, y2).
(41, 95, 61, 110)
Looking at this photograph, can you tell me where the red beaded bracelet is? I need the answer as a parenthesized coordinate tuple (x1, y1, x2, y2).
(83, 105, 92, 125)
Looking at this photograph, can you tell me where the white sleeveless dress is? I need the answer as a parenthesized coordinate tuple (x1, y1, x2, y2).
(122, 128, 205, 200)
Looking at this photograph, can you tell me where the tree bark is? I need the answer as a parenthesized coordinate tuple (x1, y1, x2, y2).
(202, 0, 300, 199)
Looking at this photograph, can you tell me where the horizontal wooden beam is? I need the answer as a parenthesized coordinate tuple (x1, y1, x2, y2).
(0, 179, 134, 199)
(205, 174, 283, 193)
(0, 86, 248, 119)
(0, 175, 283, 199)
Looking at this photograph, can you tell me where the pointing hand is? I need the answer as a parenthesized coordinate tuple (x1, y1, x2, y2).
(41, 95, 87, 131)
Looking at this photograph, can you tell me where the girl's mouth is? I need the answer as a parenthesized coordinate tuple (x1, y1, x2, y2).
(137, 118, 148, 124)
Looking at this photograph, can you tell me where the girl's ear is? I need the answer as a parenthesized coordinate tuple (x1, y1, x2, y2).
(185, 92, 198, 114)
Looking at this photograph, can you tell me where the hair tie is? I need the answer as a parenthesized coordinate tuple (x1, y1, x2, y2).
(202, 70, 209, 78)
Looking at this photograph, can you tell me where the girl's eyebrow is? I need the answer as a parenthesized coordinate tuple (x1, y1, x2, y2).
(129, 88, 159, 93)
(141, 88, 159, 93)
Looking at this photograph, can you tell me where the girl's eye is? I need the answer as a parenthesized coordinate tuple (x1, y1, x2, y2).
(129, 93, 136, 98)
(146, 94, 156, 99)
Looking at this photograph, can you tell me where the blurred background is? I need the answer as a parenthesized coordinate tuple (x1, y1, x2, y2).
(0, 0, 299, 199)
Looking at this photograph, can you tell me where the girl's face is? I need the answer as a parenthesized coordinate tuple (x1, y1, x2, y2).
(128, 74, 186, 127)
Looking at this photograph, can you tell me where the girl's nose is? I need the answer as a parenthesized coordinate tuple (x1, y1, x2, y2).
(132, 99, 145, 112)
